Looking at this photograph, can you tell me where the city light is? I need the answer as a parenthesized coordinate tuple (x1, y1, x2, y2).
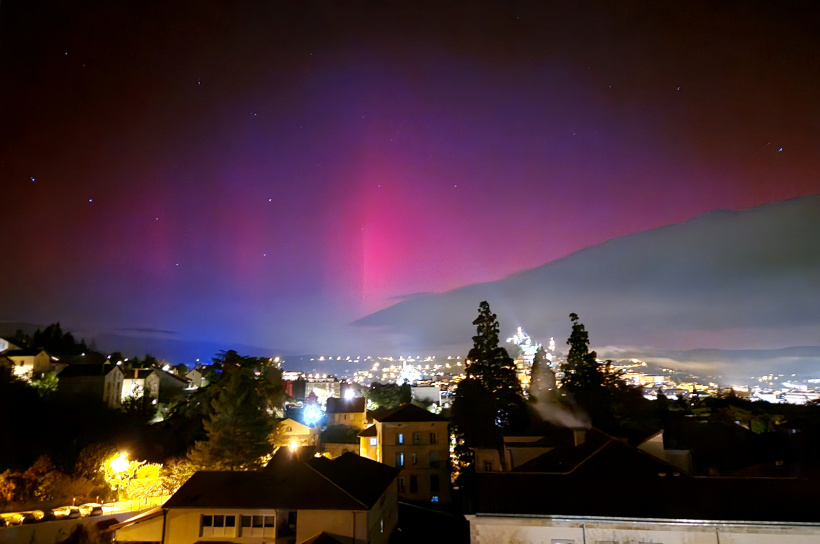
(303, 404, 323, 426)
(109, 452, 130, 474)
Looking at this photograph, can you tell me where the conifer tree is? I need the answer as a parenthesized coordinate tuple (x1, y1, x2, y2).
(461, 301, 525, 431)
(560, 313, 604, 394)
(188, 358, 273, 470)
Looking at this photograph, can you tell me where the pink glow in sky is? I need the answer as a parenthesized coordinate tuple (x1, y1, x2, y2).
(2, 1, 819, 358)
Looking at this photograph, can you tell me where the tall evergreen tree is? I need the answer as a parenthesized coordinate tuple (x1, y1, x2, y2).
(560, 313, 604, 394)
(188, 355, 273, 470)
(460, 301, 525, 431)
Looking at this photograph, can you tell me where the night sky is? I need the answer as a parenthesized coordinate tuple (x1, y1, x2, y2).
(2, 1, 819, 358)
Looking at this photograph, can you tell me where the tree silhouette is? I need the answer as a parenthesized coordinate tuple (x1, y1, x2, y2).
(459, 301, 525, 432)
(188, 353, 273, 470)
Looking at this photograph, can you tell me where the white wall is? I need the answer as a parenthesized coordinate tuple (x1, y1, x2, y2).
(467, 515, 820, 544)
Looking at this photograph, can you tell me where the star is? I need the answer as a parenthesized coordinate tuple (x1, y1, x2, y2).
(778, 148, 783, 152)
(30, 176, 35, 182)
(88, 198, 93, 203)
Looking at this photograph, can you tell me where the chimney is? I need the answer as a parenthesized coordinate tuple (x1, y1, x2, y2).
(134, 369, 138, 379)
(573, 429, 586, 446)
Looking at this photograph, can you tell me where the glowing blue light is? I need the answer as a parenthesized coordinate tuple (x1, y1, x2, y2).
(303, 404, 323, 426)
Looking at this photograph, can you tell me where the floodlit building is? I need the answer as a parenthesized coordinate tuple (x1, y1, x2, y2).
(2, 348, 52, 380)
(326, 397, 367, 429)
(112, 451, 399, 544)
(277, 417, 319, 447)
(359, 403, 450, 504)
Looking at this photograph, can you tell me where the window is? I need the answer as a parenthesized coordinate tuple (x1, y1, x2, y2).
(370, 437, 378, 446)
(380, 518, 384, 533)
(409, 475, 418, 493)
(551, 541, 575, 544)
(430, 474, 439, 493)
(201, 514, 237, 537)
(412, 453, 417, 465)
(429, 451, 440, 469)
(483, 460, 493, 472)
(413, 432, 421, 444)
(285, 426, 292, 432)
(429, 432, 437, 444)
(397, 433, 404, 444)
(396, 453, 404, 467)
(240, 515, 275, 537)
(398, 477, 405, 491)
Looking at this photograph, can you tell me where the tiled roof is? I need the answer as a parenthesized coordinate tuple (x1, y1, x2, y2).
(3, 348, 46, 357)
(475, 429, 820, 522)
(57, 363, 121, 378)
(165, 451, 396, 511)
(370, 403, 446, 423)
(358, 425, 377, 437)
(326, 397, 365, 414)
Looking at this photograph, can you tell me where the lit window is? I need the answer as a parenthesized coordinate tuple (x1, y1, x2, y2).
(240, 515, 275, 537)
(397, 433, 404, 445)
(431, 495, 439, 502)
(412, 453, 417, 465)
(413, 432, 421, 444)
(370, 437, 377, 446)
(380, 518, 384, 533)
(201, 514, 237, 537)
(396, 453, 404, 467)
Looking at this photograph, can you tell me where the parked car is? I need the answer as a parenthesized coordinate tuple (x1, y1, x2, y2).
(52, 506, 81, 519)
(17, 511, 41, 524)
(78, 503, 103, 517)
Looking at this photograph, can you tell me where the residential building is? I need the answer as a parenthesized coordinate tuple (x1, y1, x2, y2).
(326, 397, 367, 429)
(185, 367, 207, 388)
(121, 368, 154, 403)
(112, 450, 399, 544)
(467, 427, 820, 543)
(146, 368, 189, 405)
(2, 348, 52, 380)
(359, 403, 450, 504)
(278, 417, 319, 447)
(56, 363, 125, 409)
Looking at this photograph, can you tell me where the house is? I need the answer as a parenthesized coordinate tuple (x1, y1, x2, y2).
(2, 348, 52, 380)
(146, 368, 190, 405)
(473, 434, 559, 473)
(277, 417, 319, 447)
(326, 397, 367, 429)
(121, 368, 155, 403)
(185, 367, 207, 388)
(56, 363, 125, 409)
(466, 427, 820, 543)
(112, 450, 399, 544)
(359, 403, 450, 504)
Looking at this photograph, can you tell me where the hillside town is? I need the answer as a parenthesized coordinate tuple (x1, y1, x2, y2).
(2, 308, 820, 544)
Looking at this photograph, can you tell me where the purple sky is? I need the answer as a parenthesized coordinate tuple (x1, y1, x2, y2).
(2, 1, 819, 358)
